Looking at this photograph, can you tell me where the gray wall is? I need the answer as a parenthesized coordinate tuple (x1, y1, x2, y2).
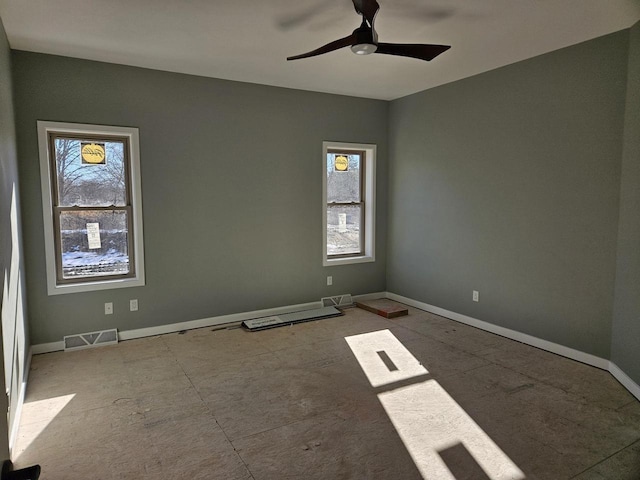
(9, 23, 640, 387)
(387, 31, 629, 359)
(612, 21, 640, 384)
(1, 16, 25, 459)
(12, 52, 388, 345)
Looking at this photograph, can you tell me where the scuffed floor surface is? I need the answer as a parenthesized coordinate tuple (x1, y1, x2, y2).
(13, 306, 640, 479)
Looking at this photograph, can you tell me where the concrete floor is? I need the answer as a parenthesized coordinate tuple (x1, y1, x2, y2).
(13, 305, 640, 479)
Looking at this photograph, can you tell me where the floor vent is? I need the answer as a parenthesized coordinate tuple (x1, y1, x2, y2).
(64, 329, 118, 351)
(321, 294, 354, 308)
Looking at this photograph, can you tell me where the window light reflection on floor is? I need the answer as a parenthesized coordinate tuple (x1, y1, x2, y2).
(345, 329, 525, 480)
(13, 394, 75, 461)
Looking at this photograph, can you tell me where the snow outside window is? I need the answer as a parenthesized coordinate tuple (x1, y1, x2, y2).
(38, 122, 145, 295)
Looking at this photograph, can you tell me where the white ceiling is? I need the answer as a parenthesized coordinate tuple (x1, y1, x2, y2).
(1, 0, 639, 100)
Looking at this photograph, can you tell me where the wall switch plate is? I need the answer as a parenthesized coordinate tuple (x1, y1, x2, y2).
(105, 302, 113, 315)
(473, 290, 479, 302)
(327, 276, 333, 286)
(130, 299, 138, 311)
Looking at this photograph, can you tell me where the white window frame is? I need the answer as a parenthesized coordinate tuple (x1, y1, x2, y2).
(37, 121, 145, 295)
(322, 141, 376, 266)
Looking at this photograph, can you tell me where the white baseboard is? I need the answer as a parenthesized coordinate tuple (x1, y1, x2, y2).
(352, 291, 387, 303)
(31, 341, 64, 354)
(118, 300, 322, 341)
(386, 292, 610, 370)
(609, 361, 640, 402)
(31, 300, 324, 353)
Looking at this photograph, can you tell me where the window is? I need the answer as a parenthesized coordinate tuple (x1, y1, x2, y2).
(326, 149, 364, 257)
(323, 142, 375, 266)
(38, 122, 145, 295)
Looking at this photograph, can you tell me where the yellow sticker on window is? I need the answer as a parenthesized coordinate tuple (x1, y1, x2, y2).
(81, 143, 106, 164)
(335, 155, 348, 171)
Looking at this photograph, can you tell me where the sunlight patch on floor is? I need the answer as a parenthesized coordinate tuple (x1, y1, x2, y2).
(13, 394, 75, 461)
(346, 329, 525, 480)
(345, 329, 428, 387)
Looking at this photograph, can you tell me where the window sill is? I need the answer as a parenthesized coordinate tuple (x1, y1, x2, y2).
(48, 276, 145, 296)
(323, 255, 375, 267)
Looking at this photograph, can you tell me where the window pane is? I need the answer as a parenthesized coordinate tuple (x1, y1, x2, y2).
(327, 153, 361, 203)
(59, 210, 130, 279)
(54, 138, 127, 207)
(327, 204, 362, 256)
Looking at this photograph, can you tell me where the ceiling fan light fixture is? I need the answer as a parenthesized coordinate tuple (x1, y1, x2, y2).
(351, 43, 377, 55)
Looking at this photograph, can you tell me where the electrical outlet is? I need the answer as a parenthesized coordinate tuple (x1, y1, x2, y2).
(473, 290, 479, 302)
(327, 276, 333, 286)
(105, 302, 113, 315)
(130, 299, 138, 311)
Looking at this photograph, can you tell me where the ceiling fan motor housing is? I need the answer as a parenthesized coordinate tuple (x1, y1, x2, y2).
(351, 24, 377, 55)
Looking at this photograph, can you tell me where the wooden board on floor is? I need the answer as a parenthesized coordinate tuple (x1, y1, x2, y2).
(355, 299, 408, 318)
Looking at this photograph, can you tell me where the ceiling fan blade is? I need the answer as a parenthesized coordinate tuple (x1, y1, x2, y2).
(375, 42, 450, 61)
(287, 33, 356, 61)
(352, 0, 380, 25)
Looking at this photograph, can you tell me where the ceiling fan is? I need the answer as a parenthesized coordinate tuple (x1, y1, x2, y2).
(287, 0, 450, 62)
